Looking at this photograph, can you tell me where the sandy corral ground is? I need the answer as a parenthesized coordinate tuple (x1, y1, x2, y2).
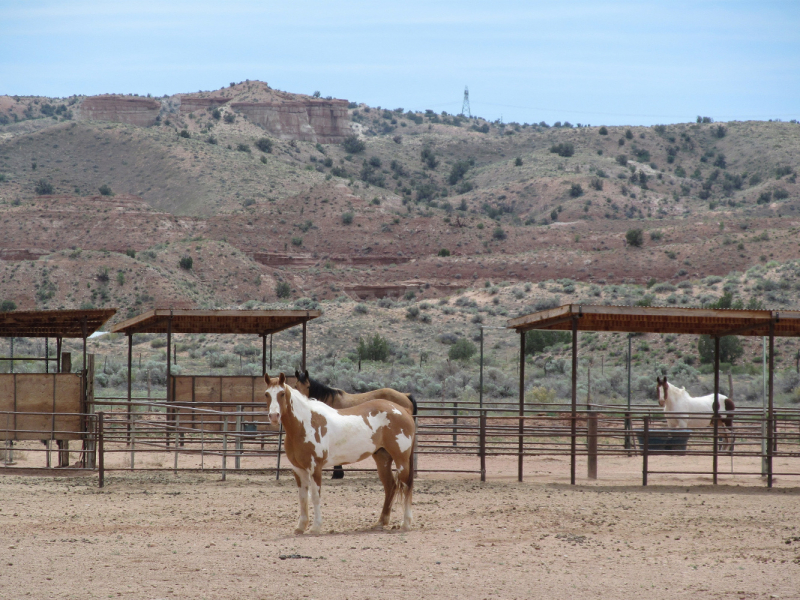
(0, 451, 799, 600)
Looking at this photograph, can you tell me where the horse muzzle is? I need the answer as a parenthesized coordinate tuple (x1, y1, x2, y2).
(268, 413, 281, 426)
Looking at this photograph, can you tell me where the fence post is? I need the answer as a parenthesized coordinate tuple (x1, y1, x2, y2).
(587, 408, 597, 480)
(222, 415, 228, 482)
(98, 412, 105, 489)
(276, 424, 283, 480)
(642, 416, 649, 487)
(235, 405, 242, 470)
(452, 401, 458, 447)
(479, 410, 486, 482)
(130, 412, 135, 470)
(173, 413, 180, 476)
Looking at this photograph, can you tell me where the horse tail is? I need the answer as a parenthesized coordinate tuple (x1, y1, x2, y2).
(407, 393, 418, 416)
(723, 398, 735, 429)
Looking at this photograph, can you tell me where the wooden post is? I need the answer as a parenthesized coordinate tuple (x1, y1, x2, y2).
(301, 318, 307, 372)
(479, 410, 486, 482)
(235, 405, 242, 470)
(222, 415, 228, 482)
(261, 334, 267, 376)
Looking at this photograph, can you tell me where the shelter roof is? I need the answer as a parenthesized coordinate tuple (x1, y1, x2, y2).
(0, 309, 117, 338)
(109, 309, 321, 335)
(507, 304, 800, 337)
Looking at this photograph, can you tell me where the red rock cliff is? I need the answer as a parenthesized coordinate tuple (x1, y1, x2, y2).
(78, 96, 161, 126)
(230, 100, 350, 144)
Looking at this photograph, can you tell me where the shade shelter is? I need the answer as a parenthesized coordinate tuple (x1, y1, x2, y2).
(507, 305, 800, 487)
(0, 309, 116, 466)
(109, 309, 321, 419)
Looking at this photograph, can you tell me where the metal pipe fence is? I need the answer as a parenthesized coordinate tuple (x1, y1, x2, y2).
(2, 400, 799, 488)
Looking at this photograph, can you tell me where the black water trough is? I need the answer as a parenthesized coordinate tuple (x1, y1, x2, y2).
(634, 429, 692, 454)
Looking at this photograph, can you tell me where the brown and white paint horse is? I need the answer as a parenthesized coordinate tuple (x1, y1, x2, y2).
(293, 370, 417, 479)
(265, 373, 415, 534)
(656, 375, 735, 451)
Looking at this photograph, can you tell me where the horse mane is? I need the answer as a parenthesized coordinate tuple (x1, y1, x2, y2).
(307, 376, 343, 406)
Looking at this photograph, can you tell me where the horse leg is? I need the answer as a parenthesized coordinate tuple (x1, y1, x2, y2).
(331, 465, 344, 479)
(308, 464, 324, 534)
(372, 448, 396, 529)
(396, 452, 414, 531)
(292, 469, 310, 534)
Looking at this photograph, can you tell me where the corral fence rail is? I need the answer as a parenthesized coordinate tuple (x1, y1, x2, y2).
(1, 398, 798, 488)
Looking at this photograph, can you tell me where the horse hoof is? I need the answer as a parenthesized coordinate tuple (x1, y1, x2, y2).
(372, 523, 385, 531)
(294, 528, 305, 535)
(309, 526, 322, 535)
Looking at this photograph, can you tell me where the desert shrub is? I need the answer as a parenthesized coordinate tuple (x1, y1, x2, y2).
(421, 147, 439, 169)
(626, 228, 644, 247)
(356, 334, 390, 362)
(525, 330, 570, 355)
(223, 113, 236, 124)
(206, 135, 218, 145)
(0, 300, 17, 312)
(448, 338, 477, 361)
(590, 177, 603, 191)
(341, 212, 354, 225)
(291, 237, 302, 247)
(533, 296, 560, 311)
(342, 135, 365, 154)
(697, 335, 743, 364)
(275, 281, 291, 298)
(616, 154, 628, 166)
(236, 143, 251, 153)
(757, 191, 772, 204)
(448, 160, 470, 185)
(353, 303, 368, 315)
(514, 157, 523, 166)
(35, 179, 53, 195)
(598, 126, 608, 135)
(211, 108, 221, 120)
(179, 256, 193, 270)
(492, 226, 507, 241)
(569, 183, 583, 197)
(406, 306, 420, 320)
(650, 230, 663, 241)
(438, 248, 451, 257)
(255, 138, 273, 153)
(549, 142, 574, 157)
(773, 188, 789, 200)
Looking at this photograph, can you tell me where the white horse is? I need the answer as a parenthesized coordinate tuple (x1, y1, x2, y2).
(656, 376, 735, 451)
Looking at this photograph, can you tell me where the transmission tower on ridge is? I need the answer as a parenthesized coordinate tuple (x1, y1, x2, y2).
(461, 86, 471, 118)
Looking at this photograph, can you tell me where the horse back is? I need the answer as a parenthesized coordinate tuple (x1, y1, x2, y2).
(340, 389, 415, 415)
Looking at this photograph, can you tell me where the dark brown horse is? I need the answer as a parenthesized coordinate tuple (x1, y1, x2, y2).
(293, 370, 416, 479)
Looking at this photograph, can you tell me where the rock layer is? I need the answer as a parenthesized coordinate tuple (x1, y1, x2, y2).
(231, 100, 350, 144)
(78, 96, 161, 126)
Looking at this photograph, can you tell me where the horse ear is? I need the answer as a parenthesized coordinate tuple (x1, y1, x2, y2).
(656, 376, 662, 384)
(278, 372, 285, 386)
(264, 373, 270, 384)
(304, 369, 309, 380)
(295, 369, 301, 379)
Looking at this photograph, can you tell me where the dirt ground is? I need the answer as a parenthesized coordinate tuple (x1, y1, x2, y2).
(1, 452, 799, 600)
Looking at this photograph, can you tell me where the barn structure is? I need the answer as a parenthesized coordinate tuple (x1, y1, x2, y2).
(507, 304, 800, 487)
(0, 309, 117, 467)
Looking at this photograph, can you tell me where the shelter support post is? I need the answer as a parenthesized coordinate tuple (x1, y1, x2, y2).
(768, 321, 775, 488)
(166, 312, 172, 447)
(127, 333, 132, 445)
(261, 334, 267, 376)
(713, 336, 720, 485)
(625, 334, 632, 450)
(587, 408, 598, 480)
(98, 412, 104, 489)
(302, 319, 307, 372)
(642, 416, 649, 486)
(518, 330, 525, 482)
(570, 317, 578, 486)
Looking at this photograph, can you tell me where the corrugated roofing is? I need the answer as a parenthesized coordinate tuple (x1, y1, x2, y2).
(0, 309, 117, 338)
(109, 309, 321, 335)
(507, 304, 800, 337)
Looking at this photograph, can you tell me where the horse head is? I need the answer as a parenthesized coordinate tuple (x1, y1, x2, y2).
(656, 375, 669, 407)
(294, 369, 311, 397)
(264, 372, 289, 425)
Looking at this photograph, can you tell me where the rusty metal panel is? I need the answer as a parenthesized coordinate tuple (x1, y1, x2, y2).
(0, 374, 81, 441)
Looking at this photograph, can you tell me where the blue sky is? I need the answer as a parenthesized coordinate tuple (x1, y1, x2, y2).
(1, 0, 798, 125)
